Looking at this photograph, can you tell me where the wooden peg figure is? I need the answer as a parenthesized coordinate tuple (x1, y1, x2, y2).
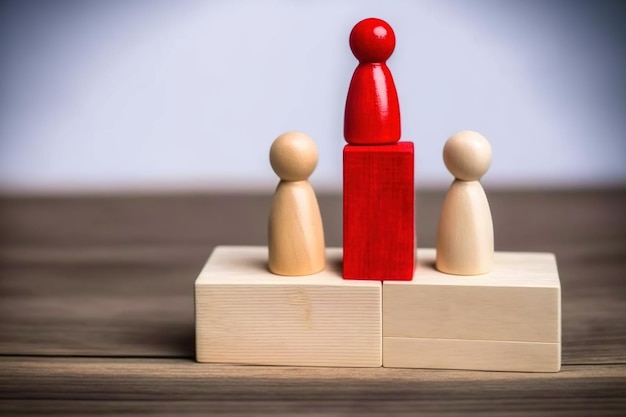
(344, 18, 401, 145)
(436, 131, 494, 275)
(268, 132, 326, 276)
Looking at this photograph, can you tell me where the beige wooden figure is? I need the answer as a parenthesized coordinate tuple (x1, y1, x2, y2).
(268, 132, 326, 276)
(436, 131, 494, 275)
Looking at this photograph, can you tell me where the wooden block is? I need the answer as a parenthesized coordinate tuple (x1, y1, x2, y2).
(343, 142, 415, 280)
(383, 249, 561, 372)
(383, 338, 560, 372)
(195, 246, 382, 367)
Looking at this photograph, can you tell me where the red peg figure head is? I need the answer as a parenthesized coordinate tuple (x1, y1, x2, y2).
(349, 18, 396, 64)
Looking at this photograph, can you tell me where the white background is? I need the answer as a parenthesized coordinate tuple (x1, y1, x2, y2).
(1, 0, 624, 193)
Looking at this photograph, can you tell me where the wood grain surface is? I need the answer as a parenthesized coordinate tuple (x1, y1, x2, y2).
(1, 190, 625, 415)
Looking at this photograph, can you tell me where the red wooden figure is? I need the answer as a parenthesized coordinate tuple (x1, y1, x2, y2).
(343, 142, 415, 280)
(344, 18, 401, 145)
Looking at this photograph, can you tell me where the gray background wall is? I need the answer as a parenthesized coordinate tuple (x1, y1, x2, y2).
(1, 0, 624, 193)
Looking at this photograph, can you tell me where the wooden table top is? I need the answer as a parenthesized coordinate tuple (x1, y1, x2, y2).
(1, 189, 625, 416)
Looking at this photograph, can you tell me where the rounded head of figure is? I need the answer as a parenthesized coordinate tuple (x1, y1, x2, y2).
(349, 18, 395, 64)
(270, 132, 318, 181)
(443, 131, 492, 181)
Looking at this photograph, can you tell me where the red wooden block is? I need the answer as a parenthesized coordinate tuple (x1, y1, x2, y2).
(343, 142, 415, 280)
(344, 18, 401, 145)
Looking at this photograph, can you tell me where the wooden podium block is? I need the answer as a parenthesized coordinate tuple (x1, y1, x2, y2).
(383, 249, 561, 372)
(343, 142, 415, 280)
(195, 246, 382, 367)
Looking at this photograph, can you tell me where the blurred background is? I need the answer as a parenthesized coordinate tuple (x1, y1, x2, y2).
(1, 0, 624, 194)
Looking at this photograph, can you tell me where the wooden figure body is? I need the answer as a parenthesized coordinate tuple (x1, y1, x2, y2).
(344, 18, 401, 145)
(268, 132, 325, 276)
(436, 131, 493, 275)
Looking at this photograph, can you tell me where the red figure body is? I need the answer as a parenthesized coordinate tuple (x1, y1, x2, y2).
(344, 18, 401, 145)
(343, 142, 415, 280)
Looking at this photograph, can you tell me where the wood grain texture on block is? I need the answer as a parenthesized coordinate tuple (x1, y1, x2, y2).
(383, 337, 561, 372)
(384, 249, 561, 342)
(195, 246, 381, 367)
(383, 248, 561, 372)
(343, 142, 415, 280)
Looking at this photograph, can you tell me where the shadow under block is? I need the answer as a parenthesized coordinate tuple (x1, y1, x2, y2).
(383, 249, 561, 372)
(195, 246, 382, 367)
(343, 142, 415, 280)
